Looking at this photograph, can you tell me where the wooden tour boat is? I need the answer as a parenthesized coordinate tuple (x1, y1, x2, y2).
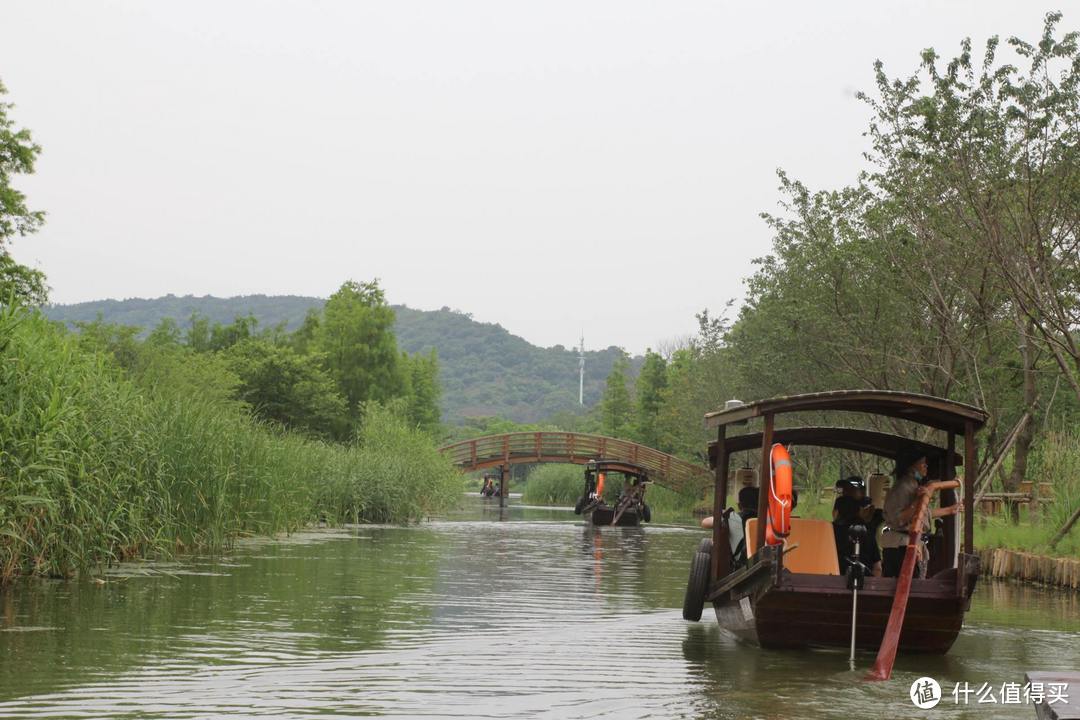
(574, 459, 652, 526)
(682, 390, 987, 656)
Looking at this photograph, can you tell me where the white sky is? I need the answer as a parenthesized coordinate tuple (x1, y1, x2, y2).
(0, 2, 1064, 353)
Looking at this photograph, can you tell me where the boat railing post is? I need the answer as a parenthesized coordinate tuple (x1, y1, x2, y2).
(712, 424, 729, 581)
(964, 422, 975, 555)
(944, 432, 958, 568)
(755, 414, 774, 554)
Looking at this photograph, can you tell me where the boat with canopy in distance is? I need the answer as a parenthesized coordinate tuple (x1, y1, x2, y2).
(574, 459, 652, 526)
(681, 391, 988, 667)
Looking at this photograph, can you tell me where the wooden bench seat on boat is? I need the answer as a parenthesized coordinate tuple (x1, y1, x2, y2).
(745, 517, 840, 575)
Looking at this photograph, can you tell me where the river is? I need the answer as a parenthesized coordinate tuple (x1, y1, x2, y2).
(1, 497, 1076, 719)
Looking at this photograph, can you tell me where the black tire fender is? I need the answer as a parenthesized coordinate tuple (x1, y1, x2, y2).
(682, 551, 711, 621)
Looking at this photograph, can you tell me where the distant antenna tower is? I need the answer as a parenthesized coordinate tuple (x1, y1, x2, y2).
(578, 334, 585, 405)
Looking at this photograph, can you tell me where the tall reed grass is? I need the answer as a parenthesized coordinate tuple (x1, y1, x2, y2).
(520, 464, 581, 505)
(1030, 427, 1080, 541)
(0, 306, 462, 583)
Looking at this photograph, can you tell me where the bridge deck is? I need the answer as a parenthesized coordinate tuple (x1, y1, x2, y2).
(439, 432, 711, 495)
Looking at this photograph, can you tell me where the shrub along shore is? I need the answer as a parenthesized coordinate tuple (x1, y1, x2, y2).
(0, 306, 461, 585)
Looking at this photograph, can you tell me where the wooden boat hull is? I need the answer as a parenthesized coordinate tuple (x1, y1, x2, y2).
(589, 506, 641, 526)
(710, 547, 980, 654)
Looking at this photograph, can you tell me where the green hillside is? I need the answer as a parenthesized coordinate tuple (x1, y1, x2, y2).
(44, 295, 640, 424)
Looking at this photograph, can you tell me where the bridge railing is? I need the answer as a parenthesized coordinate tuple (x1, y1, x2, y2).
(439, 432, 711, 496)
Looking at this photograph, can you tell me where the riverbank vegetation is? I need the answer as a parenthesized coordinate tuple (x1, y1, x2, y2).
(0, 306, 460, 587)
(0, 305, 462, 583)
(590, 15, 1080, 554)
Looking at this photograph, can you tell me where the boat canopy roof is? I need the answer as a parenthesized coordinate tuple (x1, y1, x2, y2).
(587, 459, 649, 478)
(707, 427, 962, 469)
(704, 390, 988, 435)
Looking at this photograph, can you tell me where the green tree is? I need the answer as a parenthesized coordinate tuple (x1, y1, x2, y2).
(634, 349, 668, 449)
(291, 308, 321, 355)
(0, 253, 46, 305)
(846, 15, 1080, 500)
(147, 317, 182, 347)
(210, 314, 257, 351)
(404, 349, 442, 435)
(600, 352, 633, 437)
(186, 312, 211, 352)
(226, 339, 348, 439)
(0, 79, 46, 304)
(135, 343, 242, 407)
(74, 316, 142, 372)
(317, 280, 405, 416)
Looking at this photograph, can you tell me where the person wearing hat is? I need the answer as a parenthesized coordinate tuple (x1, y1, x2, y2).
(832, 475, 866, 521)
(880, 446, 961, 578)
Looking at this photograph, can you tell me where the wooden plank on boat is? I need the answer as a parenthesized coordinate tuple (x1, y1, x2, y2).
(707, 553, 773, 601)
(1025, 672, 1080, 720)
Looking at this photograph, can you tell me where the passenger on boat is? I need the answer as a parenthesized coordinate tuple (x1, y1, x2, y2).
(832, 475, 865, 520)
(833, 495, 882, 576)
(880, 447, 961, 578)
(728, 486, 759, 565)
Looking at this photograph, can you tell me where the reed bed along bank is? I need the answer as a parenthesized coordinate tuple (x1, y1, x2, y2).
(0, 307, 461, 584)
(521, 463, 699, 519)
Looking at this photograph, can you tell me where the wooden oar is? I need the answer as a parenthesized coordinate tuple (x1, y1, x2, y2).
(865, 479, 959, 681)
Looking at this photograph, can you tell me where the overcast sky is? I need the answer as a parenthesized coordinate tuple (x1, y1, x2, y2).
(0, 2, 1064, 352)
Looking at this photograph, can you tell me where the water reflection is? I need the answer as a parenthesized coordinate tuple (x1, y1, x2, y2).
(0, 498, 1074, 719)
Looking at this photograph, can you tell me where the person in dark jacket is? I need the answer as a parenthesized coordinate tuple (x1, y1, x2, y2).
(832, 475, 866, 520)
(834, 495, 881, 577)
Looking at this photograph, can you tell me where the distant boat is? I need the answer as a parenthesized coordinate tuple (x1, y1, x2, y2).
(479, 472, 499, 498)
(574, 459, 652, 527)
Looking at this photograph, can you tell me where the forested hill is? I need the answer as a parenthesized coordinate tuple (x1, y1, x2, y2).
(43, 295, 639, 424)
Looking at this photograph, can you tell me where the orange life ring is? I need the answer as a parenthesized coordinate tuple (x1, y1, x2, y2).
(596, 471, 605, 499)
(766, 443, 793, 545)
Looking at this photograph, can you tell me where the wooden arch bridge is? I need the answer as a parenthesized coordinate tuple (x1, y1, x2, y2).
(439, 432, 713, 506)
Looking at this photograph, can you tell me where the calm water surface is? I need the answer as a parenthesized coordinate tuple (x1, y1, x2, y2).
(1, 497, 1076, 719)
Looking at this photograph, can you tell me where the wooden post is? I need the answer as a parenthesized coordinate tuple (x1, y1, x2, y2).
(712, 424, 730, 581)
(942, 432, 957, 565)
(964, 422, 975, 554)
(756, 414, 774, 552)
(499, 463, 508, 508)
